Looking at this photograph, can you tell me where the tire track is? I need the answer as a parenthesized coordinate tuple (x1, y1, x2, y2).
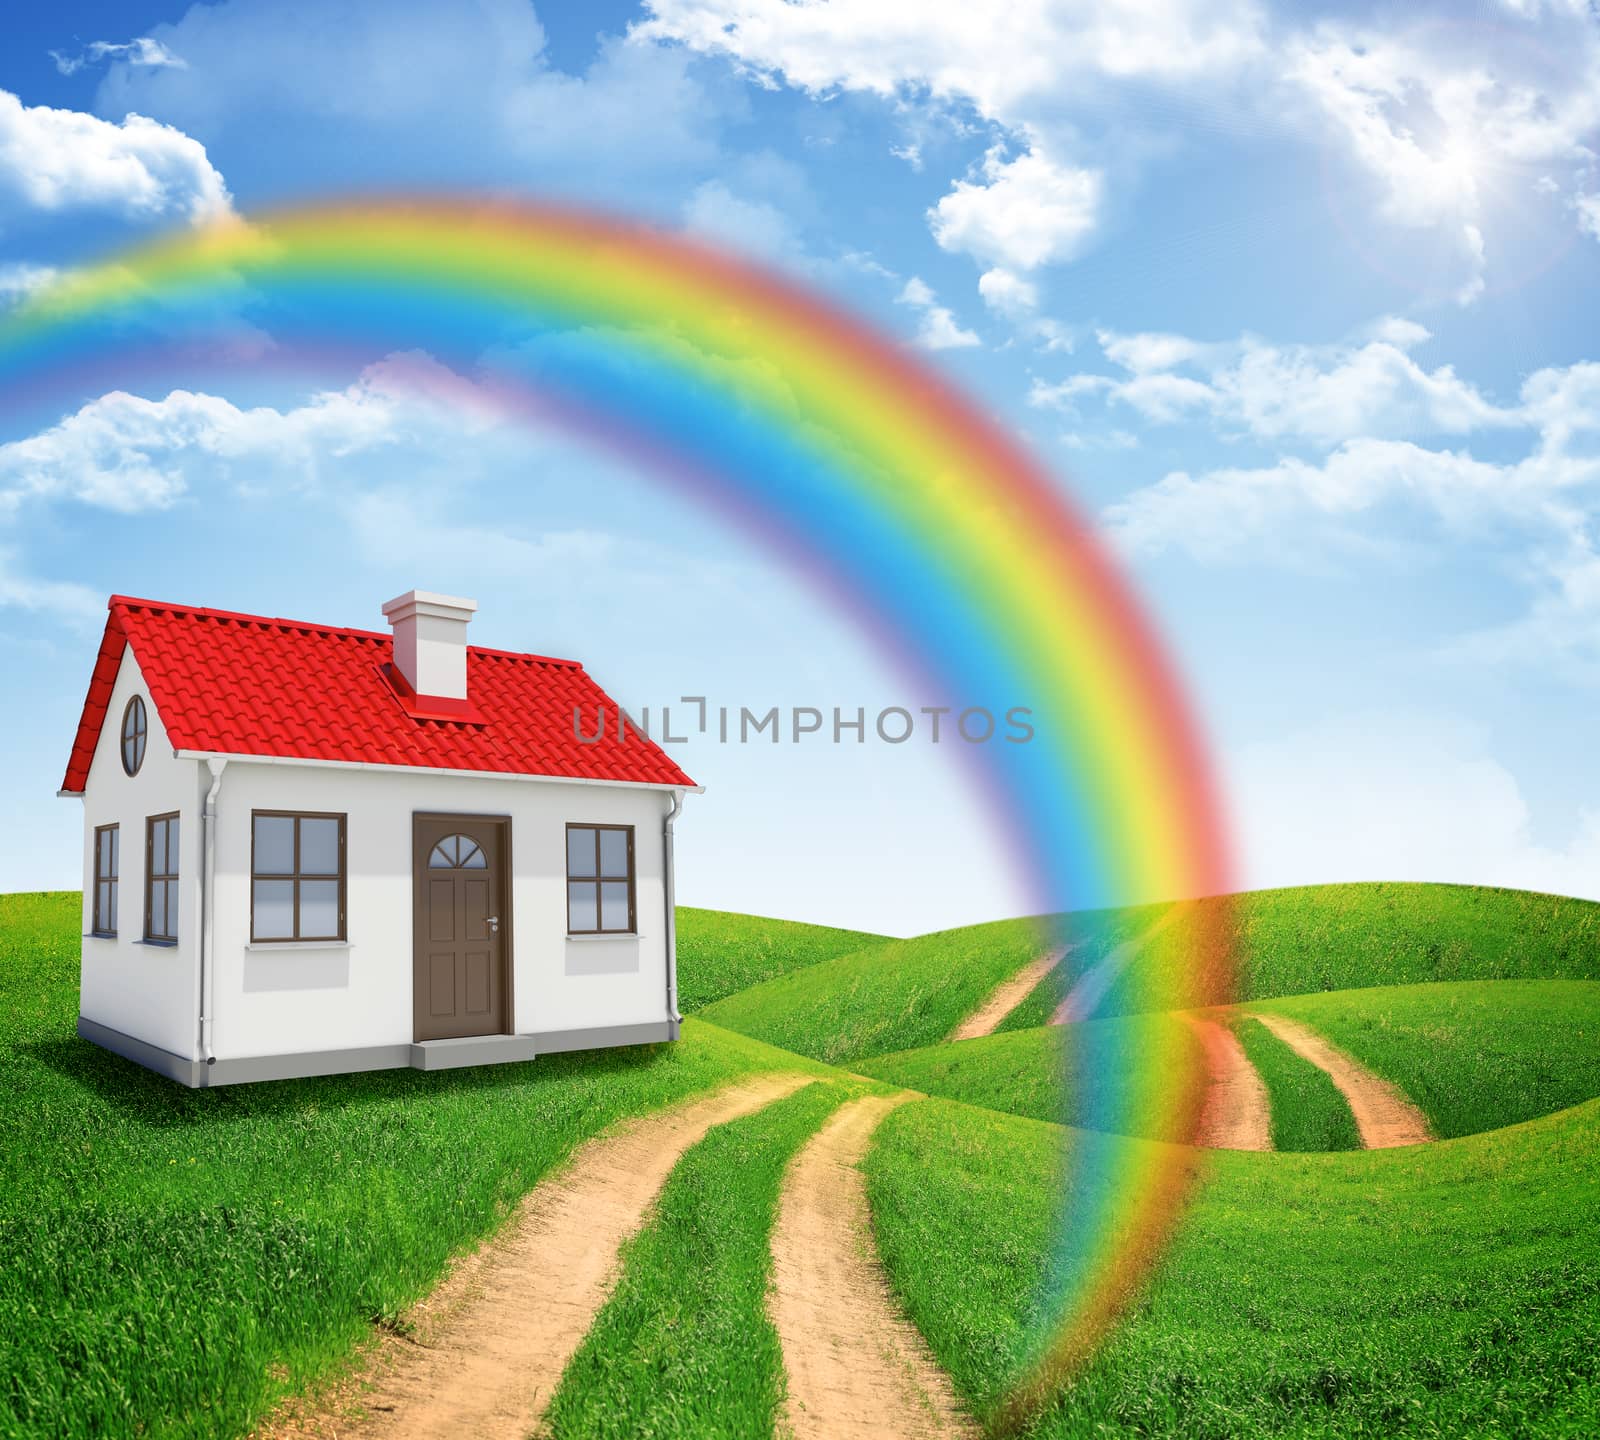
(1051, 905, 1188, 1026)
(948, 947, 1068, 1041)
(1178, 1011, 1272, 1150)
(260, 1073, 815, 1440)
(770, 1094, 979, 1440)
(1252, 1012, 1431, 1148)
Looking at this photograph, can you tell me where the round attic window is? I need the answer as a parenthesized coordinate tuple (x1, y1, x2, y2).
(121, 695, 148, 777)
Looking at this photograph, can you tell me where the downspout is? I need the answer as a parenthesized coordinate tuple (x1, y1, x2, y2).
(200, 758, 228, 1067)
(663, 789, 683, 1035)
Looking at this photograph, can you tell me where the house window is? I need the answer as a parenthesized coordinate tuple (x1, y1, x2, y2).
(145, 813, 179, 943)
(92, 824, 119, 936)
(566, 824, 635, 934)
(121, 696, 147, 777)
(429, 834, 487, 869)
(252, 812, 346, 942)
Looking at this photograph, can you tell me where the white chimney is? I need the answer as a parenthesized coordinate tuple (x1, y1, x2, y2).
(382, 590, 478, 700)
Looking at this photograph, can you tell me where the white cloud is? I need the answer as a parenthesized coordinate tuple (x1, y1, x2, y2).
(1030, 373, 1112, 406)
(929, 143, 1102, 271)
(0, 550, 105, 627)
(50, 38, 187, 76)
(1214, 336, 1512, 443)
(1577, 192, 1600, 242)
(1520, 361, 1600, 458)
(1112, 372, 1218, 424)
(0, 372, 411, 518)
(1102, 438, 1522, 562)
(1096, 329, 1217, 373)
(97, 0, 542, 129)
(1284, 18, 1600, 295)
(641, 0, 1600, 300)
(1287, 35, 1482, 230)
(1367, 316, 1432, 348)
(1099, 354, 1600, 665)
(638, 0, 1261, 278)
(682, 179, 801, 262)
(1230, 708, 1600, 900)
(635, 0, 1267, 106)
(1028, 373, 1114, 415)
(0, 88, 230, 223)
(1456, 222, 1487, 306)
(1037, 325, 1518, 446)
(976, 266, 1075, 351)
(1447, 539, 1600, 678)
(896, 276, 980, 351)
(97, 4, 724, 196)
(976, 266, 1037, 317)
(1091, 343, 1600, 682)
(1060, 428, 1138, 452)
(0, 263, 58, 304)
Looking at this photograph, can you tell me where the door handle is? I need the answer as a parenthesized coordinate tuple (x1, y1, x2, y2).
(485, 916, 500, 936)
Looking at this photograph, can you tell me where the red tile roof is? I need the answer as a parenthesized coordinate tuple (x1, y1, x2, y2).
(61, 596, 696, 794)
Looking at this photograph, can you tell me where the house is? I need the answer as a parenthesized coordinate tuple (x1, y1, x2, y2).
(59, 591, 697, 1087)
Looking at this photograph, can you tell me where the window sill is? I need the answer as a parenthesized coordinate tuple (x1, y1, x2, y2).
(566, 932, 641, 943)
(136, 939, 178, 948)
(246, 940, 353, 952)
(83, 932, 119, 941)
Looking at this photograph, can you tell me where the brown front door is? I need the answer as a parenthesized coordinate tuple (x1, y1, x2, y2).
(413, 814, 510, 1041)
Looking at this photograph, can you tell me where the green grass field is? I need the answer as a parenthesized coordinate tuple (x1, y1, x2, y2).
(0, 892, 831, 1440)
(867, 1095, 1600, 1438)
(699, 915, 1053, 1065)
(855, 1015, 1204, 1141)
(991, 904, 1166, 1032)
(7, 881, 1600, 1439)
(545, 1078, 864, 1440)
(1090, 883, 1600, 1021)
(1251, 979, 1600, 1138)
(673, 907, 891, 1013)
(1231, 1013, 1361, 1152)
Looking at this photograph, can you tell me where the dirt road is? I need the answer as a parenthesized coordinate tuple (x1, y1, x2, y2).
(1178, 1011, 1272, 1150)
(1051, 906, 1188, 1026)
(1252, 1012, 1431, 1148)
(949, 947, 1068, 1040)
(261, 1072, 814, 1440)
(770, 1094, 979, 1440)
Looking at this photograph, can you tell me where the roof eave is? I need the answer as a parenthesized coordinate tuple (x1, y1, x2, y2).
(170, 749, 703, 794)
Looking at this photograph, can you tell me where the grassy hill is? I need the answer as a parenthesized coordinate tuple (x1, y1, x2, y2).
(991, 902, 1169, 1031)
(695, 881, 1600, 1094)
(1091, 882, 1600, 1021)
(698, 916, 1053, 1065)
(705, 884, 1600, 1068)
(1250, 979, 1600, 1138)
(674, 907, 891, 1013)
(8, 882, 1600, 1438)
(0, 892, 835, 1440)
(854, 1015, 1203, 1140)
(868, 1094, 1600, 1438)
(1231, 1012, 1361, 1151)
(861, 976, 1600, 1147)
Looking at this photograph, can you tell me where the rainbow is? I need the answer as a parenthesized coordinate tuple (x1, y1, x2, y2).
(0, 200, 1235, 1420)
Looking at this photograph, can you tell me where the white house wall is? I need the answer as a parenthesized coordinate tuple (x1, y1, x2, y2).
(209, 760, 674, 1062)
(78, 647, 204, 1060)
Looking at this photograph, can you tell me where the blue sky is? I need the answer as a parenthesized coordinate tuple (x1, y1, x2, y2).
(4, 0, 1600, 934)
